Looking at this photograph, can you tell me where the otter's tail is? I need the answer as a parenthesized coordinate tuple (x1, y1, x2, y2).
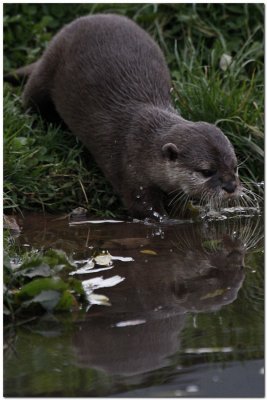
(4, 62, 38, 85)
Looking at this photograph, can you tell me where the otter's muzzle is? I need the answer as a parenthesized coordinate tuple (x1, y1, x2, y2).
(222, 180, 238, 194)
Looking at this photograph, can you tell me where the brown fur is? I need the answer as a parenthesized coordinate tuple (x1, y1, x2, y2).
(6, 14, 240, 219)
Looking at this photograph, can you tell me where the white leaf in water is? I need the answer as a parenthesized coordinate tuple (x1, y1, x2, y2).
(219, 53, 232, 71)
(70, 251, 134, 276)
(114, 319, 146, 327)
(82, 275, 125, 292)
(93, 251, 113, 266)
(70, 266, 113, 275)
(111, 256, 134, 262)
(69, 266, 109, 275)
(69, 220, 124, 225)
(80, 259, 95, 269)
(69, 259, 96, 275)
(82, 275, 125, 309)
(87, 293, 111, 306)
(87, 220, 124, 224)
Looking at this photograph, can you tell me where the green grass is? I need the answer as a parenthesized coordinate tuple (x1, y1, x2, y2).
(4, 87, 122, 216)
(4, 3, 264, 215)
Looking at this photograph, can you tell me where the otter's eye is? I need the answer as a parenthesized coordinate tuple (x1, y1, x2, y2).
(196, 169, 217, 178)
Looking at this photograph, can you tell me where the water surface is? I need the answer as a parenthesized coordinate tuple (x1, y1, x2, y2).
(4, 213, 264, 397)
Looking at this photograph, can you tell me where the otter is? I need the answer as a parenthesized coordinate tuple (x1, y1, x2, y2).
(5, 14, 241, 219)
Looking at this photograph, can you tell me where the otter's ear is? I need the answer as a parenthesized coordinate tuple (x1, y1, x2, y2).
(162, 143, 179, 161)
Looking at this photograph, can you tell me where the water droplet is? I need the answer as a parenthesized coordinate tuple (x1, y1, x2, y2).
(257, 182, 264, 187)
(136, 195, 141, 199)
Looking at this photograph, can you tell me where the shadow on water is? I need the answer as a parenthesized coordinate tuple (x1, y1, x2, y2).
(4, 213, 264, 397)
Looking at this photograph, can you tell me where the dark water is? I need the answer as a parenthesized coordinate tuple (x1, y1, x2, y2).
(4, 213, 264, 397)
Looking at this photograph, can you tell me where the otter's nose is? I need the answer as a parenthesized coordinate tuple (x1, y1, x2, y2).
(222, 181, 237, 193)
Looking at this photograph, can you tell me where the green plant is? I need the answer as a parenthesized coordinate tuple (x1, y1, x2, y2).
(4, 248, 85, 318)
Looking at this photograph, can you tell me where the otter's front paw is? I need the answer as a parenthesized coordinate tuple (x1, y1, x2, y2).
(129, 204, 168, 221)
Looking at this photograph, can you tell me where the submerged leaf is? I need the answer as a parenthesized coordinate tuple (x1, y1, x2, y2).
(140, 249, 157, 255)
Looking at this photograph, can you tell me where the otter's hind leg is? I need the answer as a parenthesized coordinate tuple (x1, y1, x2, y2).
(22, 63, 62, 124)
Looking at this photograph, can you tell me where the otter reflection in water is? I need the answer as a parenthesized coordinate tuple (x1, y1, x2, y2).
(71, 219, 262, 378)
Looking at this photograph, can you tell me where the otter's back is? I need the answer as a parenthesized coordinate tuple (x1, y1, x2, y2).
(23, 14, 173, 188)
(49, 15, 172, 121)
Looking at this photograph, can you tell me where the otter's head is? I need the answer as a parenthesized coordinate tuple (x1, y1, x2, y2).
(159, 121, 241, 205)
